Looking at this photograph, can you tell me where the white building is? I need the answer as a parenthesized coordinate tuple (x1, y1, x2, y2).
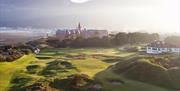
(56, 23, 108, 40)
(146, 41, 180, 54)
(34, 48, 40, 54)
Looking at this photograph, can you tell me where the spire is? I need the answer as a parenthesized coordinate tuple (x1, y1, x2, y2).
(78, 22, 81, 31)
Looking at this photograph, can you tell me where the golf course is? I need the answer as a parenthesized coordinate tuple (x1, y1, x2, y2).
(0, 48, 179, 91)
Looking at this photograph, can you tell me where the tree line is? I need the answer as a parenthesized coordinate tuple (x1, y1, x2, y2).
(164, 36, 180, 47)
(45, 32, 159, 48)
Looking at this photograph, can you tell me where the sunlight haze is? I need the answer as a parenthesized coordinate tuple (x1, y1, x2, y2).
(0, 0, 179, 33)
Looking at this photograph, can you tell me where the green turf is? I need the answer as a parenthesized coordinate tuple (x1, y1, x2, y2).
(0, 54, 37, 91)
(94, 68, 179, 91)
(0, 48, 179, 91)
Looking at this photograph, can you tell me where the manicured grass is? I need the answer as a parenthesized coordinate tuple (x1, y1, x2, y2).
(71, 58, 110, 78)
(40, 48, 130, 78)
(1, 48, 178, 91)
(94, 68, 180, 91)
(0, 54, 37, 91)
(1, 48, 124, 90)
(37, 48, 123, 79)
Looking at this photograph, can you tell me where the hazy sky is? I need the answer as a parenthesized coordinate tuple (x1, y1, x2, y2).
(0, 0, 179, 33)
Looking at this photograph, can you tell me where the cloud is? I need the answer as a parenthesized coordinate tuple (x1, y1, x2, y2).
(0, 0, 179, 33)
(70, 0, 90, 3)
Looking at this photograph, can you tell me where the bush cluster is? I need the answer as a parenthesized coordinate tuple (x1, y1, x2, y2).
(30, 32, 160, 48)
(0, 45, 32, 62)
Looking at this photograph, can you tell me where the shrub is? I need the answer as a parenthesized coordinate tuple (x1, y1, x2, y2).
(21, 49, 32, 55)
(5, 56, 14, 62)
(0, 55, 5, 62)
(26, 64, 42, 74)
(124, 46, 139, 52)
(24, 82, 59, 91)
(10, 74, 35, 91)
(41, 70, 57, 76)
(0, 45, 32, 62)
(50, 74, 91, 91)
(41, 60, 74, 76)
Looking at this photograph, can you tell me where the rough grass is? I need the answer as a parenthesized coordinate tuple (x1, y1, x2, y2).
(8, 73, 43, 91)
(1, 48, 178, 91)
(94, 68, 179, 91)
(113, 56, 180, 90)
(0, 48, 114, 91)
(0, 54, 37, 91)
(168, 67, 180, 89)
(26, 63, 46, 74)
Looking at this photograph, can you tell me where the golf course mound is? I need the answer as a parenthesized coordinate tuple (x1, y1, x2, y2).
(26, 64, 45, 74)
(25, 82, 60, 91)
(41, 59, 75, 76)
(50, 74, 92, 91)
(113, 56, 180, 89)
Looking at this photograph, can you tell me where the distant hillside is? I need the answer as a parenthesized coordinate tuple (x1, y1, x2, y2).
(113, 56, 180, 90)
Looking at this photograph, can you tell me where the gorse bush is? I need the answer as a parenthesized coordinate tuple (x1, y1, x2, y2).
(50, 74, 91, 91)
(0, 45, 32, 62)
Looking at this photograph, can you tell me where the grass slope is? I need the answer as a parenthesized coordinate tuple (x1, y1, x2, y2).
(0, 54, 36, 91)
(71, 58, 110, 78)
(112, 56, 180, 91)
(1, 48, 179, 91)
(94, 68, 179, 91)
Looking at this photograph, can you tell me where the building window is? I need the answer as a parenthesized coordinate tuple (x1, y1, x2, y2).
(152, 48, 157, 50)
(158, 48, 161, 51)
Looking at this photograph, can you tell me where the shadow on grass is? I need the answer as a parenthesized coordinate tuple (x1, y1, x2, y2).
(36, 56, 53, 59)
(41, 59, 76, 77)
(49, 74, 101, 91)
(101, 57, 123, 63)
(8, 73, 39, 91)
